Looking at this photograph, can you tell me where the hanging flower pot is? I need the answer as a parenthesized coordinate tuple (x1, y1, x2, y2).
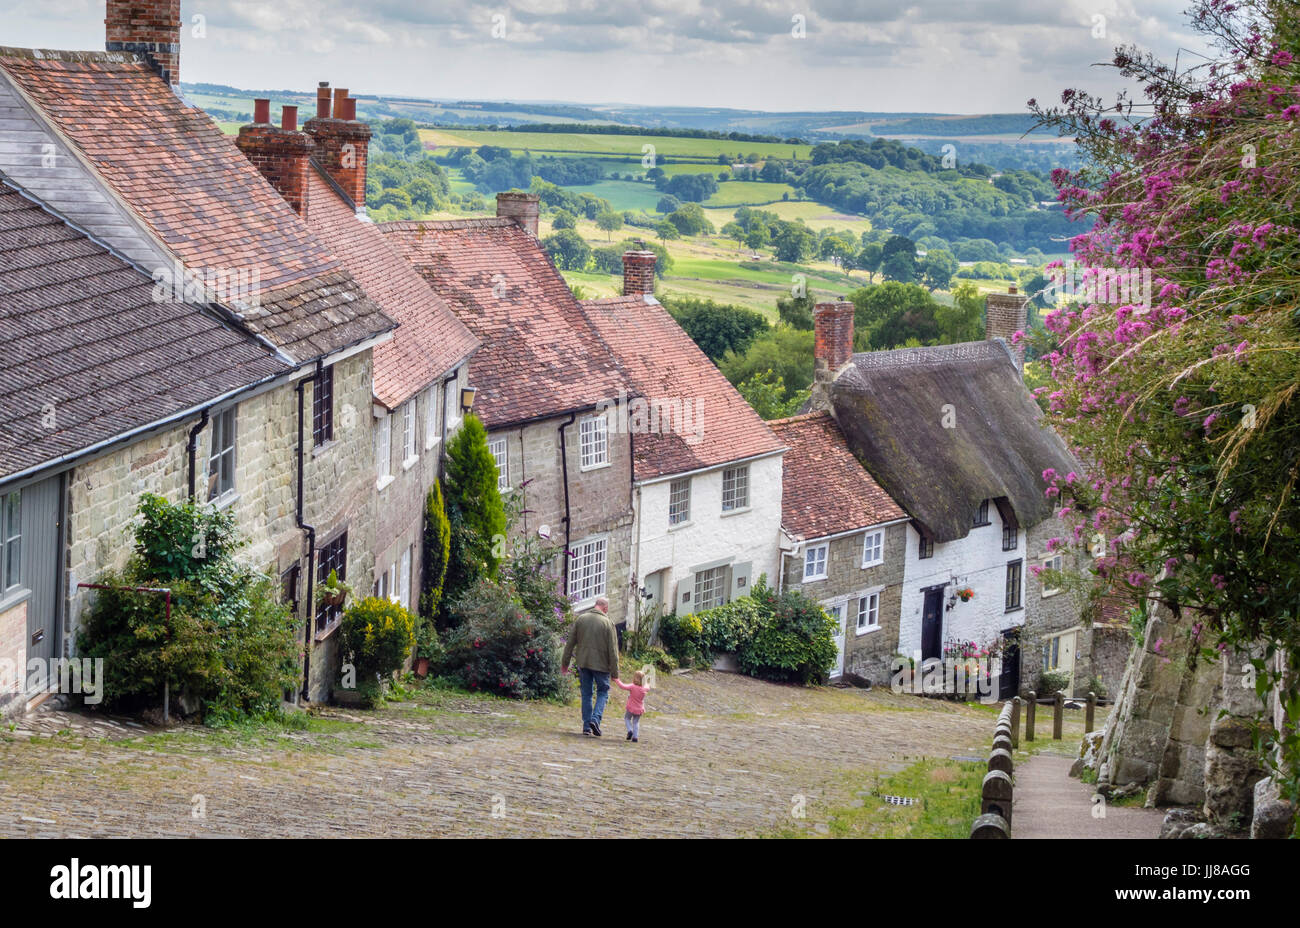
(956, 587, 975, 603)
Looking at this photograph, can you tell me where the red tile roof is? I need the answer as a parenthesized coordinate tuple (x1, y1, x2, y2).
(582, 294, 784, 481)
(305, 170, 478, 408)
(0, 48, 393, 362)
(378, 218, 625, 428)
(0, 176, 290, 481)
(768, 412, 906, 540)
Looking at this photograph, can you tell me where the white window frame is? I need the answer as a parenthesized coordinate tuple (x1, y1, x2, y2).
(401, 401, 418, 468)
(207, 406, 237, 503)
(1, 489, 21, 596)
(424, 385, 440, 451)
(1041, 554, 1063, 597)
(374, 564, 390, 600)
(721, 465, 749, 512)
(803, 543, 829, 582)
(375, 411, 393, 489)
(444, 377, 462, 434)
(568, 535, 607, 606)
(668, 477, 691, 526)
(488, 437, 509, 491)
(578, 414, 609, 470)
(399, 546, 412, 612)
(861, 529, 884, 568)
(856, 588, 882, 635)
(693, 564, 729, 612)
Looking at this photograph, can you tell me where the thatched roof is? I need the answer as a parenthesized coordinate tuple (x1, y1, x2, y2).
(829, 340, 1078, 543)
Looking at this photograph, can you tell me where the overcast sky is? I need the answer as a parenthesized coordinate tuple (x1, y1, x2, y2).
(1, 1, 1211, 113)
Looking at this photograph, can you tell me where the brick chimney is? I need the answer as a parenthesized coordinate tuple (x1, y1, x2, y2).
(303, 83, 371, 212)
(236, 99, 313, 217)
(810, 299, 855, 413)
(622, 247, 657, 296)
(106, 0, 181, 86)
(496, 192, 539, 237)
(985, 284, 1029, 373)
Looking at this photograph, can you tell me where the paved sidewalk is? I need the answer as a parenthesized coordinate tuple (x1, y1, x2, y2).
(1011, 753, 1164, 838)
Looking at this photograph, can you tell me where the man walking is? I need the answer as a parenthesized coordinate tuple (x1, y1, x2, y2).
(560, 596, 619, 736)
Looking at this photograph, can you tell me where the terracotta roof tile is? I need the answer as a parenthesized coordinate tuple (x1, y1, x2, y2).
(378, 218, 624, 427)
(305, 171, 477, 407)
(0, 177, 290, 481)
(0, 48, 394, 361)
(582, 294, 784, 481)
(768, 412, 906, 540)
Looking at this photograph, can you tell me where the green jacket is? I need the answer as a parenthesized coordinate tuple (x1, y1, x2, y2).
(561, 609, 619, 675)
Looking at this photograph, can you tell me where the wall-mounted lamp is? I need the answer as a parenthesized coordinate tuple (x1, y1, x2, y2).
(460, 386, 477, 413)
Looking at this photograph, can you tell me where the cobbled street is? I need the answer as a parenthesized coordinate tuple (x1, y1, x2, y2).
(0, 672, 991, 838)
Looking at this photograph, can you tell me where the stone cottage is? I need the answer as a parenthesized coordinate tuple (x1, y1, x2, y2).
(380, 197, 636, 625)
(768, 412, 907, 682)
(580, 251, 786, 628)
(0, 7, 399, 703)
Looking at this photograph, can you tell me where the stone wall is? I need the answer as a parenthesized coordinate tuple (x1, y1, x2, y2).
(782, 522, 907, 684)
(0, 599, 26, 717)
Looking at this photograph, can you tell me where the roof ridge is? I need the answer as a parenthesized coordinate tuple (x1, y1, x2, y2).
(849, 339, 1007, 370)
(0, 47, 142, 66)
(769, 411, 833, 427)
(378, 217, 515, 232)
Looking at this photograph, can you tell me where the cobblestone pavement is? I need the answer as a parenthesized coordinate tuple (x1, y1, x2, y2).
(0, 672, 991, 837)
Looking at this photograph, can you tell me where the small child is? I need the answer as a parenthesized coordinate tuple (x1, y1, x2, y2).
(614, 669, 649, 742)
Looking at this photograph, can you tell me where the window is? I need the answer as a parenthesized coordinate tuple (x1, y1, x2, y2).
(443, 379, 461, 433)
(425, 386, 439, 450)
(316, 531, 348, 632)
(579, 414, 608, 469)
(861, 530, 884, 567)
(207, 407, 236, 501)
(1043, 635, 1061, 671)
(803, 544, 828, 581)
(375, 412, 391, 483)
(488, 438, 508, 490)
(1041, 554, 1063, 597)
(721, 465, 749, 512)
(1002, 522, 1019, 551)
(398, 546, 412, 612)
(668, 478, 691, 526)
(280, 564, 300, 616)
(693, 565, 729, 612)
(312, 366, 334, 446)
(568, 536, 607, 604)
(374, 564, 390, 601)
(1006, 559, 1023, 611)
(918, 533, 933, 559)
(857, 591, 880, 633)
(402, 401, 417, 463)
(1, 490, 20, 595)
(974, 499, 990, 526)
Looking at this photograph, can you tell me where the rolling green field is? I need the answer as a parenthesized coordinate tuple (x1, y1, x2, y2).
(704, 181, 796, 207)
(420, 128, 812, 161)
(562, 180, 668, 212)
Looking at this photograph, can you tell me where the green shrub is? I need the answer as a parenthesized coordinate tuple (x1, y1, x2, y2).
(441, 414, 506, 630)
(441, 578, 566, 699)
(1038, 668, 1072, 695)
(698, 597, 764, 654)
(737, 580, 838, 684)
(341, 597, 416, 704)
(77, 494, 298, 721)
(659, 610, 705, 667)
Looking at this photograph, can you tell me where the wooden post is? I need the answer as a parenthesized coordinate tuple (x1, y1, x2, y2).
(1025, 690, 1036, 741)
(1086, 691, 1096, 732)
(970, 813, 1009, 839)
(1010, 696, 1021, 749)
(1053, 690, 1064, 740)
(981, 769, 1013, 826)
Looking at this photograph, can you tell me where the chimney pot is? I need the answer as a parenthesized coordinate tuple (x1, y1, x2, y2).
(253, 98, 271, 124)
(333, 88, 349, 115)
(622, 249, 658, 297)
(281, 105, 298, 132)
(342, 97, 357, 121)
(496, 192, 540, 237)
(813, 300, 855, 375)
(316, 82, 332, 119)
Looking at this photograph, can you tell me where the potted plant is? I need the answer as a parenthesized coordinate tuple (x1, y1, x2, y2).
(413, 619, 441, 678)
(316, 569, 352, 609)
(956, 587, 974, 603)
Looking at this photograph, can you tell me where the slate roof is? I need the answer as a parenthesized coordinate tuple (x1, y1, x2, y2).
(378, 218, 624, 428)
(582, 294, 784, 481)
(829, 340, 1079, 543)
(0, 176, 291, 482)
(305, 170, 478, 409)
(0, 47, 394, 362)
(768, 412, 905, 540)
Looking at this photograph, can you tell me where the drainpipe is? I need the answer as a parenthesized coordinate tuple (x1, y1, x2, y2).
(185, 410, 210, 499)
(557, 411, 577, 596)
(296, 363, 321, 701)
